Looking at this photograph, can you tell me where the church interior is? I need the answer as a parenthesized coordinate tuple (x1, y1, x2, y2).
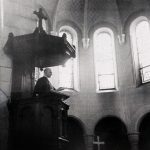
(1, 0, 150, 150)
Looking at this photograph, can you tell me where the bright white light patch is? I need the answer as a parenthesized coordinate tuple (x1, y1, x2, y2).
(136, 21, 150, 83)
(94, 31, 116, 90)
(0, 0, 4, 29)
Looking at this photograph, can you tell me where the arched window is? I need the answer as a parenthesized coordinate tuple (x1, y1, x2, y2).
(94, 28, 117, 92)
(59, 26, 79, 90)
(130, 16, 150, 84)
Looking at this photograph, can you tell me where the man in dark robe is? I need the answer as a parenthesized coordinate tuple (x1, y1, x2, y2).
(33, 68, 55, 96)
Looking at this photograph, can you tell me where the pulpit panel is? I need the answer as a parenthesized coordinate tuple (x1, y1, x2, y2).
(8, 95, 69, 150)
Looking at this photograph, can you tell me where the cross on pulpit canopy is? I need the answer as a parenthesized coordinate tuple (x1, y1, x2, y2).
(93, 136, 105, 150)
(33, 8, 47, 32)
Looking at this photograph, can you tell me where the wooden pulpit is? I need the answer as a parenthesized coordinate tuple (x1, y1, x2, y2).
(4, 8, 75, 150)
(8, 91, 69, 150)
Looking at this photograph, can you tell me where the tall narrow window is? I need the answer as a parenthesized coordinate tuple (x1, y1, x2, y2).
(59, 26, 79, 90)
(130, 17, 150, 84)
(135, 21, 150, 83)
(94, 28, 117, 92)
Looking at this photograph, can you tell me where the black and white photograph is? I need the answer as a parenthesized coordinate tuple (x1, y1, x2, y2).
(0, 0, 150, 150)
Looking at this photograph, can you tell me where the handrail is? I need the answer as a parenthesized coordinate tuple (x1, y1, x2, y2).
(0, 88, 10, 100)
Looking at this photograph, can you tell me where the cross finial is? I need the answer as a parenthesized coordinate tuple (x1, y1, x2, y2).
(33, 8, 47, 32)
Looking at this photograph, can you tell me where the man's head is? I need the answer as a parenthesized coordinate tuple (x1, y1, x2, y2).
(44, 68, 52, 78)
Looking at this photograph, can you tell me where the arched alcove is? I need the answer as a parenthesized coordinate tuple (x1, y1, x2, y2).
(94, 116, 130, 150)
(67, 116, 86, 150)
(138, 112, 150, 150)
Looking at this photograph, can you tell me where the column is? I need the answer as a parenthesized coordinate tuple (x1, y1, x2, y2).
(128, 132, 139, 150)
(84, 134, 94, 150)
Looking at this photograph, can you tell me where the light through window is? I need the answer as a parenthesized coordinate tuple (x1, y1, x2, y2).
(94, 29, 117, 91)
(59, 28, 78, 89)
(59, 59, 74, 88)
(135, 21, 150, 83)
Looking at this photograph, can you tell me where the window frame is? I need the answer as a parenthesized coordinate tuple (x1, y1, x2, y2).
(130, 16, 150, 86)
(58, 26, 80, 91)
(93, 27, 118, 93)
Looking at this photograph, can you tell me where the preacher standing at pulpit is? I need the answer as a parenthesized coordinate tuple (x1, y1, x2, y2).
(33, 68, 55, 96)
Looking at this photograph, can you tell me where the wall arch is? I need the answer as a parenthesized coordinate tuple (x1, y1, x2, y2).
(134, 105, 150, 132)
(68, 115, 87, 135)
(93, 115, 127, 133)
(67, 115, 86, 150)
(56, 20, 82, 40)
(93, 116, 130, 150)
(88, 21, 118, 40)
(137, 112, 150, 150)
(123, 9, 149, 34)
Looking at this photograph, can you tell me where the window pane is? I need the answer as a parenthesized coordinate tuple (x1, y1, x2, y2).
(136, 21, 150, 53)
(96, 60, 114, 74)
(140, 66, 150, 83)
(136, 21, 150, 66)
(98, 74, 115, 90)
(59, 59, 73, 88)
(139, 53, 150, 67)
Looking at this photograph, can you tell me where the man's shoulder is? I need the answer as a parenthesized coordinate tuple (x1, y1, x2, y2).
(37, 76, 48, 82)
